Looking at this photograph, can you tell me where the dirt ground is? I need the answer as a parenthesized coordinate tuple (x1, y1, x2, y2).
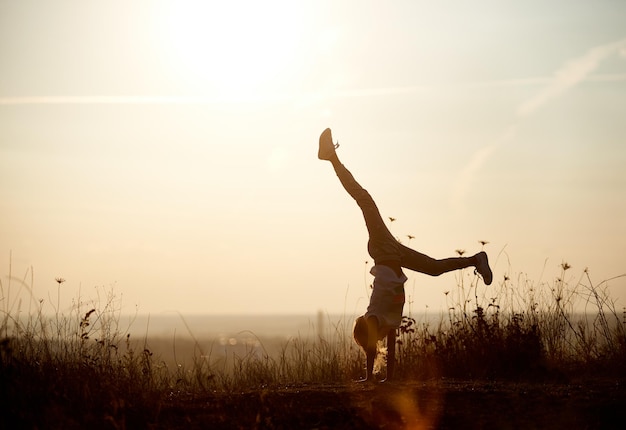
(155, 378, 626, 429)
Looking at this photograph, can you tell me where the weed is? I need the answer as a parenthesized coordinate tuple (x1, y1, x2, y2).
(1, 260, 625, 427)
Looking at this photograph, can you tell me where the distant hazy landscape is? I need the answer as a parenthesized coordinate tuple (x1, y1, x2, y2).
(125, 312, 340, 339)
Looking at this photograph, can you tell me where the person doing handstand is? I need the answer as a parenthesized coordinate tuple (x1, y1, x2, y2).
(318, 128, 493, 382)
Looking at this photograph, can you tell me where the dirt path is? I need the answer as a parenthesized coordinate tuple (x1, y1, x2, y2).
(157, 378, 626, 429)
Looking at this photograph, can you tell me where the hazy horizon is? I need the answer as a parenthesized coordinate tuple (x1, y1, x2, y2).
(2, 1, 625, 317)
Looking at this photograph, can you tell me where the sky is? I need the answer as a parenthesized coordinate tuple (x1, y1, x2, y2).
(1, 0, 625, 318)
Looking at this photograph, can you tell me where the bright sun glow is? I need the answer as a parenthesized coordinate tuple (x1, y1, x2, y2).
(161, 1, 307, 101)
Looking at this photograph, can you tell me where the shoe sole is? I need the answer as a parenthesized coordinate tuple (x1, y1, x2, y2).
(318, 128, 336, 160)
(477, 251, 493, 285)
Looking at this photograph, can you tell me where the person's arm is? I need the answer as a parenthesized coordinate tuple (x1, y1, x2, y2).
(365, 316, 379, 381)
(383, 329, 396, 382)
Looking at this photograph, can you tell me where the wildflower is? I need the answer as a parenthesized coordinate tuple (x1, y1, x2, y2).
(55, 277, 65, 284)
(561, 262, 571, 271)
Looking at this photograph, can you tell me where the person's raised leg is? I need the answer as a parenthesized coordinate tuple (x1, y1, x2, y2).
(318, 128, 401, 266)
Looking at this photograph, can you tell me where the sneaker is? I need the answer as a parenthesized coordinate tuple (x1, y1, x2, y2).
(318, 128, 339, 160)
(474, 251, 493, 285)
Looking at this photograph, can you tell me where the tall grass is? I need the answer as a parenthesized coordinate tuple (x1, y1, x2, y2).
(395, 263, 626, 380)
(1, 260, 625, 426)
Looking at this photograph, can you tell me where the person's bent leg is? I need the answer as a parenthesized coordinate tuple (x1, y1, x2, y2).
(399, 244, 492, 284)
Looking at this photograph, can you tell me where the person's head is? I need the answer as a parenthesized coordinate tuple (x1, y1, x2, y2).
(353, 315, 369, 350)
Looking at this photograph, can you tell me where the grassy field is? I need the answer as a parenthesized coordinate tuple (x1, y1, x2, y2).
(2, 263, 625, 428)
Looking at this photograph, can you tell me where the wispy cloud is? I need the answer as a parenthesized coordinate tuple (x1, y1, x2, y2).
(308, 73, 626, 102)
(517, 38, 626, 116)
(2, 73, 625, 106)
(451, 37, 626, 214)
(0, 96, 198, 105)
(0, 95, 291, 105)
(450, 125, 518, 212)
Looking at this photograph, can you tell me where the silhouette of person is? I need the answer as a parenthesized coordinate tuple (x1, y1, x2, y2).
(318, 128, 492, 382)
